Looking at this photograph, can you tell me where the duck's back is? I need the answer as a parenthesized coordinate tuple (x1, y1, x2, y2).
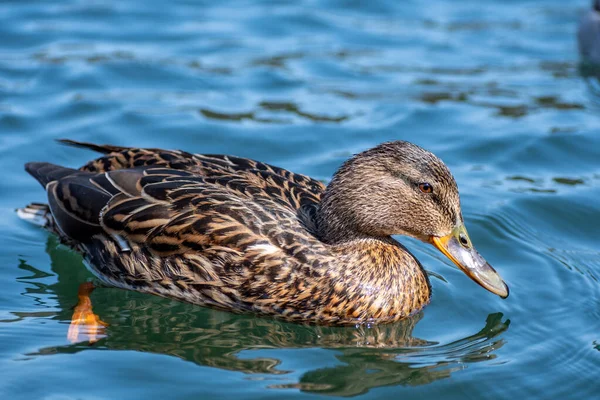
(24, 140, 337, 320)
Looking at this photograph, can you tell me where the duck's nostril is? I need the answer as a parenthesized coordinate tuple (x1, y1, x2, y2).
(459, 233, 470, 248)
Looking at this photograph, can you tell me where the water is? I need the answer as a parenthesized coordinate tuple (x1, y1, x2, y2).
(1, 0, 599, 398)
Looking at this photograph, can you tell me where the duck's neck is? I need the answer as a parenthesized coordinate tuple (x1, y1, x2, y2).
(315, 198, 370, 245)
(328, 237, 432, 322)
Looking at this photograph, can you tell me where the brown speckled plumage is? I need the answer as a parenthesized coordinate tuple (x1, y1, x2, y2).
(20, 140, 477, 325)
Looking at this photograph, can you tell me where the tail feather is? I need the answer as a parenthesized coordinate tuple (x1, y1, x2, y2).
(25, 162, 79, 188)
(17, 203, 51, 228)
(57, 139, 130, 154)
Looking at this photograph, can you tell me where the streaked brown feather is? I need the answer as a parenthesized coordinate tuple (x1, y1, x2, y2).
(22, 140, 433, 325)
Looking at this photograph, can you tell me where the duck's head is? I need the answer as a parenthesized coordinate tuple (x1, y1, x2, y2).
(318, 141, 508, 298)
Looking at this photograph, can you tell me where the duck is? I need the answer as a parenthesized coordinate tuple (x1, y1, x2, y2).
(578, 0, 600, 64)
(19, 139, 508, 328)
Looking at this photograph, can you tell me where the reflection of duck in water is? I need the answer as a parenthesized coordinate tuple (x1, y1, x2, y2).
(578, 1, 600, 64)
(19, 140, 507, 330)
(21, 237, 510, 397)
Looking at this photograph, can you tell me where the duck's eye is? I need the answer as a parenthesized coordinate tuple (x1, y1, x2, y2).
(418, 182, 433, 194)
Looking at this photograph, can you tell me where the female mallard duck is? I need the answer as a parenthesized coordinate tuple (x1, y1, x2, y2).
(19, 140, 508, 327)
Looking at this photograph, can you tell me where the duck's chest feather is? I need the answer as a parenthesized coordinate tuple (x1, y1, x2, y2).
(314, 239, 432, 324)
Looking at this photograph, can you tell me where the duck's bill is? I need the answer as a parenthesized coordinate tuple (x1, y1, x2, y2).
(430, 225, 509, 298)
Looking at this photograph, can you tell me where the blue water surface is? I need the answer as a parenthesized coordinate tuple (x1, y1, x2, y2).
(1, 0, 599, 399)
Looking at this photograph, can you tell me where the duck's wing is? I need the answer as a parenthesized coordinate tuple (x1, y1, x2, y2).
(98, 166, 329, 255)
(59, 139, 326, 212)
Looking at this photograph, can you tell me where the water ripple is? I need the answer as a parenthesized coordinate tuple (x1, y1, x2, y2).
(0, 0, 598, 399)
